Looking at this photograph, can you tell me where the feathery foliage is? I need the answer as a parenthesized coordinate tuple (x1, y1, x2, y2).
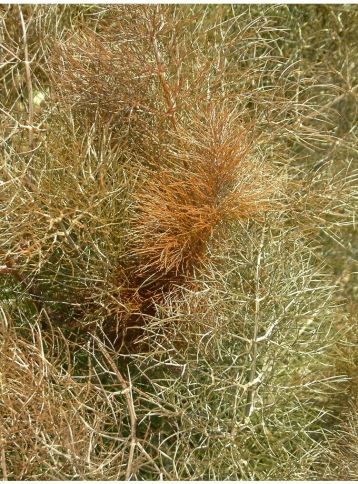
(1, 4, 357, 479)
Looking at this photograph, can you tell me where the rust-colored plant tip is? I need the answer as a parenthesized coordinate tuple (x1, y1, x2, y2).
(132, 108, 278, 278)
(49, 6, 182, 130)
(98, 108, 281, 347)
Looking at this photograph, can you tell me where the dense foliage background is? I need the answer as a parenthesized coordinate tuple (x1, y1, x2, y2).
(0, 5, 357, 479)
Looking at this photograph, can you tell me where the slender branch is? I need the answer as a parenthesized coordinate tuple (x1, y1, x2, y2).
(1, 447, 7, 480)
(93, 337, 137, 480)
(0, 260, 43, 315)
(316, 84, 358, 115)
(245, 224, 266, 419)
(152, 35, 177, 130)
(0, 261, 54, 332)
(19, 6, 34, 150)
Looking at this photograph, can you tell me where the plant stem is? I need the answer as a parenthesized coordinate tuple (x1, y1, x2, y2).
(94, 337, 137, 480)
(19, 6, 34, 150)
(245, 224, 266, 419)
(1, 447, 7, 480)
